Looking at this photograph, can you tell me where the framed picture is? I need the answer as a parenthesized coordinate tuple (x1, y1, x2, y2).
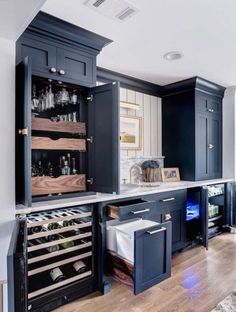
(120, 115, 142, 150)
(160, 167, 180, 182)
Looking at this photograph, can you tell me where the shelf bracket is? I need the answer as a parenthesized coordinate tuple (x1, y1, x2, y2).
(87, 136, 93, 144)
(87, 178, 94, 185)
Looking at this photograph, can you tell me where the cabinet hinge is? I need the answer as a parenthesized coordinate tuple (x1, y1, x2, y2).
(87, 95, 93, 102)
(86, 136, 93, 144)
(18, 128, 28, 136)
(87, 178, 94, 185)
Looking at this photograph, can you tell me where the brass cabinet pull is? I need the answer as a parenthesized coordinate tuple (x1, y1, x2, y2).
(18, 128, 28, 136)
(208, 143, 214, 149)
(147, 227, 166, 235)
(49, 67, 57, 73)
(130, 208, 150, 215)
(58, 69, 65, 75)
(165, 213, 172, 220)
(161, 197, 175, 202)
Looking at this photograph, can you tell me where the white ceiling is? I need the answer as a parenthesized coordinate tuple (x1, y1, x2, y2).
(0, 0, 46, 41)
(2, 0, 236, 87)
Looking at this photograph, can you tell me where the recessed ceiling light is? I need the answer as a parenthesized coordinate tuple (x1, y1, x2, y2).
(163, 51, 183, 61)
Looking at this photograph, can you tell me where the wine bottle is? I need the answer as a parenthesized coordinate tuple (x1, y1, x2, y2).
(31, 237, 60, 253)
(58, 233, 74, 249)
(50, 267, 65, 283)
(28, 225, 43, 235)
(73, 260, 88, 274)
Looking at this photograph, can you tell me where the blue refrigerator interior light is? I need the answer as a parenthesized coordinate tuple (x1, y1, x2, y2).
(186, 199, 200, 221)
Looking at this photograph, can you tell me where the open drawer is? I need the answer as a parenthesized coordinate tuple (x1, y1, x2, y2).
(106, 220, 171, 294)
(107, 199, 156, 221)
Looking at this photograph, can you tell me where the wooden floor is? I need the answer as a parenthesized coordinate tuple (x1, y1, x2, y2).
(54, 233, 236, 312)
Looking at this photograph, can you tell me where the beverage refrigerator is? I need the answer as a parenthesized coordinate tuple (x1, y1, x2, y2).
(7, 205, 97, 312)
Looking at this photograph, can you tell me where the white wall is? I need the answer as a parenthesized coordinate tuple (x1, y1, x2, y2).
(0, 37, 16, 312)
(223, 87, 236, 179)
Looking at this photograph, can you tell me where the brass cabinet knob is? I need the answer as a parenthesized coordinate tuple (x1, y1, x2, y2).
(18, 128, 28, 136)
(58, 69, 65, 75)
(165, 213, 172, 220)
(207, 108, 214, 113)
(49, 67, 57, 73)
(208, 143, 214, 149)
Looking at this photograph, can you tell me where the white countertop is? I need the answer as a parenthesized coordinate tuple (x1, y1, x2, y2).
(16, 178, 234, 214)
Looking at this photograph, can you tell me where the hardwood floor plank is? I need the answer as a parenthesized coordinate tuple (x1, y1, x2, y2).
(53, 233, 236, 312)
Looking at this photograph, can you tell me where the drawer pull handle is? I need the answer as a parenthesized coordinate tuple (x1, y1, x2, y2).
(161, 197, 175, 202)
(165, 213, 172, 220)
(147, 227, 166, 235)
(130, 208, 150, 215)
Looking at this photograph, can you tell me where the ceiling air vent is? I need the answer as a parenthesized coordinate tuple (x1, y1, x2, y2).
(83, 0, 139, 22)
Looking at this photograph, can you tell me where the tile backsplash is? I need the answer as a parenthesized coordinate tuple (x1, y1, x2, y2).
(120, 156, 165, 184)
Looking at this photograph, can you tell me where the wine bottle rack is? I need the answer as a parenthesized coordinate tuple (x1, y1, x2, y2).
(26, 206, 94, 300)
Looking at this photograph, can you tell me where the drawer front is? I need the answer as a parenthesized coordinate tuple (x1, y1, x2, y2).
(134, 221, 171, 294)
(145, 190, 186, 208)
(107, 200, 156, 221)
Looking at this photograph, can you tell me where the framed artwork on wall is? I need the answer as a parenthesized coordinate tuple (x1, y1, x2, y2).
(120, 115, 142, 150)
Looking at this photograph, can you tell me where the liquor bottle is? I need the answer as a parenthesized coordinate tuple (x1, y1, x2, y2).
(38, 160, 44, 176)
(50, 267, 66, 283)
(62, 161, 70, 175)
(45, 162, 54, 177)
(72, 158, 77, 175)
(48, 84, 55, 109)
(73, 260, 88, 274)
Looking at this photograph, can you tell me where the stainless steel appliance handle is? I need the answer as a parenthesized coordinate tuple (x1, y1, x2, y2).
(130, 208, 150, 215)
(161, 197, 175, 202)
(147, 227, 166, 235)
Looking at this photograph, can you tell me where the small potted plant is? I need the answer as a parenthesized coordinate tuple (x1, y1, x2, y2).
(141, 160, 160, 182)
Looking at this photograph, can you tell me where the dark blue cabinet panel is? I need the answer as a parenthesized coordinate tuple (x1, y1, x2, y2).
(134, 221, 171, 294)
(88, 82, 120, 194)
(162, 78, 223, 181)
(17, 36, 57, 77)
(57, 48, 95, 86)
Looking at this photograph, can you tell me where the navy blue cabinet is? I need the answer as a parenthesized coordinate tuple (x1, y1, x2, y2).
(145, 190, 187, 252)
(162, 77, 225, 181)
(15, 13, 119, 205)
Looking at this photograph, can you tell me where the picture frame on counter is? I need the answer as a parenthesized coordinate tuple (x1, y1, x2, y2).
(161, 167, 180, 182)
(120, 115, 142, 150)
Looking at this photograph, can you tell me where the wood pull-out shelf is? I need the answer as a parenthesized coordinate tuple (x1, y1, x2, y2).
(32, 136, 86, 151)
(32, 174, 86, 196)
(32, 117, 86, 135)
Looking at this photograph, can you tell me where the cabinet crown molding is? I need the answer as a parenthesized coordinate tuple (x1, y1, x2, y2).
(162, 76, 225, 98)
(26, 11, 112, 53)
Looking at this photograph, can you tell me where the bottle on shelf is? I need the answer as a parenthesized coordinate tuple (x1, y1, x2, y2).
(50, 267, 66, 283)
(30, 237, 60, 253)
(58, 233, 74, 249)
(62, 160, 70, 175)
(44, 162, 54, 177)
(72, 158, 77, 175)
(37, 160, 44, 176)
(48, 83, 55, 109)
(73, 260, 88, 274)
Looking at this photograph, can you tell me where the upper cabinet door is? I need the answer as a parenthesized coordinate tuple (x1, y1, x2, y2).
(88, 82, 120, 194)
(17, 36, 57, 77)
(16, 57, 32, 206)
(7, 218, 28, 312)
(56, 48, 96, 86)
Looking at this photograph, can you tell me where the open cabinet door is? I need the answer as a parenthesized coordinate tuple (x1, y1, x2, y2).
(88, 82, 120, 194)
(200, 186, 209, 249)
(7, 219, 28, 312)
(16, 57, 32, 206)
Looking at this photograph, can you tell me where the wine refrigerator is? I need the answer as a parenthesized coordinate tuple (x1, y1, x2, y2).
(8, 205, 97, 312)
